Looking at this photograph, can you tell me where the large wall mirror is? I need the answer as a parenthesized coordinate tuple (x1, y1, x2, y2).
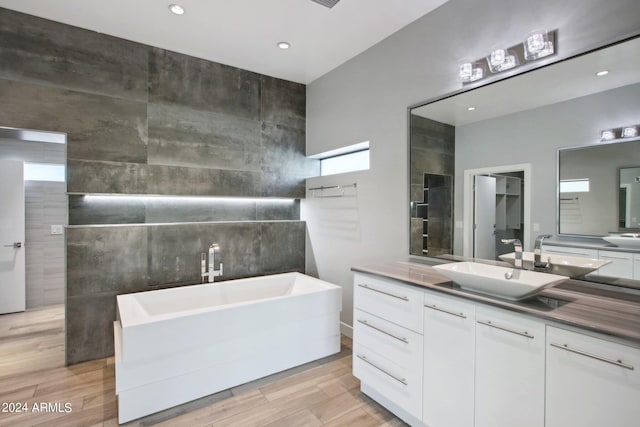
(409, 35, 640, 264)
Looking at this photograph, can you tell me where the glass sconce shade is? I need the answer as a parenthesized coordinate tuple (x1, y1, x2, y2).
(458, 61, 484, 82)
(622, 126, 639, 138)
(524, 31, 554, 60)
(486, 48, 518, 73)
(601, 130, 616, 141)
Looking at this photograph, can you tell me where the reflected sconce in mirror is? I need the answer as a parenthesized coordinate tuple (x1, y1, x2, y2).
(600, 124, 639, 141)
(458, 30, 557, 85)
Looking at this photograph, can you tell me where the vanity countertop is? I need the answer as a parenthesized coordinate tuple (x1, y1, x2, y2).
(543, 236, 640, 254)
(352, 261, 640, 346)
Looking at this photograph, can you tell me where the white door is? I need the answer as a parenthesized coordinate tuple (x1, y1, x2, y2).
(474, 175, 496, 260)
(0, 160, 26, 314)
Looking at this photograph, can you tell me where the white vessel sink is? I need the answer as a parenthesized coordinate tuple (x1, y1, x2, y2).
(499, 252, 610, 278)
(602, 234, 640, 249)
(432, 262, 566, 300)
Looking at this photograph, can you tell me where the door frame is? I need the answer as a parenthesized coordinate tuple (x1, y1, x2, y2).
(463, 163, 532, 257)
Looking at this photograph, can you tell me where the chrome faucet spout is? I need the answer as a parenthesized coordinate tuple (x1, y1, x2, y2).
(534, 234, 553, 268)
(501, 238, 523, 269)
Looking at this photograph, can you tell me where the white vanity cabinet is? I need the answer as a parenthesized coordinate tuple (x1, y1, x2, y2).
(474, 306, 546, 427)
(423, 292, 475, 427)
(352, 273, 424, 421)
(546, 326, 640, 427)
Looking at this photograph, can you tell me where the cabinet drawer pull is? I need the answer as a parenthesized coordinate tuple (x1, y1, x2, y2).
(550, 343, 634, 371)
(356, 354, 408, 385)
(357, 284, 409, 301)
(424, 304, 466, 319)
(477, 320, 534, 339)
(357, 319, 409, 344)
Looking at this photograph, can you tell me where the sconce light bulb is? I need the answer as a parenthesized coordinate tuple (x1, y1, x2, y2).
(601, 130, 616, 141)
(622, 126, 638, 138)
(489, 49, 506, 67)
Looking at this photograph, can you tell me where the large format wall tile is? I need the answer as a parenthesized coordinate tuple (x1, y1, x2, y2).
(146, 164, 262, 197)
(260, 76, 306, 130)
(149, 48, 260, 120)
(147, 103, 261, 171)
(261, 122, 318, 177)
(259, 222, 306, 274)
(66, 226, 148, 297)
(0, 9, 149, 102)
(0, 79, 148, 163)
(66, 292, 118, 365)
(67, 160, 147, 194)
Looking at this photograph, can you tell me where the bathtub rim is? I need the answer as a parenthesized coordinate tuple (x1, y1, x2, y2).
(117, 272, 341, 328)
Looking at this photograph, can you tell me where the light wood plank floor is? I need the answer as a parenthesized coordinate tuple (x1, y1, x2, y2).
(0, 305, 407, 426)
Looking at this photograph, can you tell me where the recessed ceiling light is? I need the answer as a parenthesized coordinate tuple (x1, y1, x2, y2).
(595, 70, 609, 76)
(168, 4, 185, 15)
(467, 106, 476, 111)
(277, 42, 290, 49)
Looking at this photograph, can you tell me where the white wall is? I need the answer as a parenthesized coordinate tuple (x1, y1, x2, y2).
(303, 0, 640, 331)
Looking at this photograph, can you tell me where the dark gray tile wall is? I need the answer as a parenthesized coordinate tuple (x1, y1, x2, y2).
(0, 8, 312, 364)
(66, 222, 305, 363)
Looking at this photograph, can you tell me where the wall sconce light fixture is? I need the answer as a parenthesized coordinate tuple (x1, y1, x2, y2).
(600, 124, 640, 142)
(458, 30, 557, 85)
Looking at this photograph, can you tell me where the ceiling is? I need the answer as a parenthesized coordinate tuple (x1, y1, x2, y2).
(0, 0, 449, 84)
(412, 37, 640, 126)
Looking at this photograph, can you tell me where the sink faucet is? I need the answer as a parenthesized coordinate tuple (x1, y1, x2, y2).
(501, 239, 522, 269)
(534, 234, 553, 269)
(201, 243, 223, 283)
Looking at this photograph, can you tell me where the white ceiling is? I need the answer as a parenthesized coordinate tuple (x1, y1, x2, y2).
(0, 0, 449, 84)
(412, 37, 640, 126)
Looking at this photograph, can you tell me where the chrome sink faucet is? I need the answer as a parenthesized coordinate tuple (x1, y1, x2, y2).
(201, 243, 223, 283)
(501, 238, 522, 269)
(534, 234, 553, 269)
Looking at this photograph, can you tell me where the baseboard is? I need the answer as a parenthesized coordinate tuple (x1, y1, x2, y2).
(340, 321, 353, 338)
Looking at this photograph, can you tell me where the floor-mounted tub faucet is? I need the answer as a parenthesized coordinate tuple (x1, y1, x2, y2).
(501, 238, 523, 269)
(534, 234, 553, 269)
(201, 243, 223, 283)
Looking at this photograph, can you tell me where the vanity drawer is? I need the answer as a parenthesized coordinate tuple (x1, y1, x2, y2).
(353, 273, 423, 333)
(353, 341, 422, 419)
(354, 309, 422, 372)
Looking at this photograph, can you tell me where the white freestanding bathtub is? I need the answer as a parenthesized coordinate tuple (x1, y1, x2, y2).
(114, 272, 341, 423)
